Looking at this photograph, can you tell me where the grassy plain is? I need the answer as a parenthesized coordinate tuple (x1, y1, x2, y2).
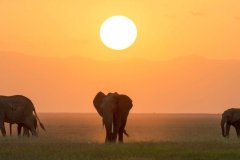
(0, 114, 240, 160)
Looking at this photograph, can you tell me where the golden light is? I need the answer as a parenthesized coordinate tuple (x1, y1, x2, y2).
(99, 16, 137, 50)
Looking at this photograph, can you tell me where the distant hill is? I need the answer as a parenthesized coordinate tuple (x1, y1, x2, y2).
(1, 52, 240, 113)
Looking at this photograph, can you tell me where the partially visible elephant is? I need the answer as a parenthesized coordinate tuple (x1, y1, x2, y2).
(93, 91, 133, 143)
(9, 114, 44, 137)
(221, 108, 240, 138)
(0, 95, 45, 136)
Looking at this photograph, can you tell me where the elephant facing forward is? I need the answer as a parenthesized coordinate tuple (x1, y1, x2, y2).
(0, 95, 45, 136)
(221, 108, 240, 138)
(93, 91, 133, 143)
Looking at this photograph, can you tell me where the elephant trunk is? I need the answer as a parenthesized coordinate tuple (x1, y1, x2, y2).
(111, 123, 118, 143)
(103, 114, 114, 143)
(221, 118, 226, 137)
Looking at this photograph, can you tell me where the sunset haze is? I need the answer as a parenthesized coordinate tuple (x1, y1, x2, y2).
(1, 1, 240, 113)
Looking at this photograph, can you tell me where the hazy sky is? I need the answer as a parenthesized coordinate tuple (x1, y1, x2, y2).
(0, 0, 240, 60)
(1, 1, 240, 113)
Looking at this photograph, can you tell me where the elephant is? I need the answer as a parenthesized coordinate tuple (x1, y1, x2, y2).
(0, 95, 45, 136)
(9, 115, 41, 137)
(93, 91, 133, 143)
(221, 108, 240, 138)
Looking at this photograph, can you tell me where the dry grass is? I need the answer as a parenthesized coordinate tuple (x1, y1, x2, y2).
(0, 113, 240, 160)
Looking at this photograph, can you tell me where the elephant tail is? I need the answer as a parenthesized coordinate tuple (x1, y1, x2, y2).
(123, 129, 130, 137)
(33, 108, 46, 131)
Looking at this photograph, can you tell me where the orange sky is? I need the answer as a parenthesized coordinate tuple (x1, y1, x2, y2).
(1, 1, 240, 113)
(0, 0, 240, 60)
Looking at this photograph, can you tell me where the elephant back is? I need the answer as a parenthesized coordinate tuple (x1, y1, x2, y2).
(0, 95, 35, 123)
(223, 108, 240, 124)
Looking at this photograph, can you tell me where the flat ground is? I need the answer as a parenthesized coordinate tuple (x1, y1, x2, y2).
(0, 114, 240, 160)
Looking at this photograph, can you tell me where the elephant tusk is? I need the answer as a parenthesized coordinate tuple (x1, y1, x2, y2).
(111, 123, 114, 133)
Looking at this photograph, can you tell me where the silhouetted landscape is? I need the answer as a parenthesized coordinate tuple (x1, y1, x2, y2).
(1, 0, 240, 159)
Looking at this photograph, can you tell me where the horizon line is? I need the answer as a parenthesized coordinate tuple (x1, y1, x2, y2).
(37, 112, 221, 115)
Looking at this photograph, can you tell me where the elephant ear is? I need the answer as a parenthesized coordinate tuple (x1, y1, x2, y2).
(117, 94, 133, 113)
(93, 92, 106, 117)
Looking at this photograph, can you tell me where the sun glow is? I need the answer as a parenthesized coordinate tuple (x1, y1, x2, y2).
(100, 16, 137, 50)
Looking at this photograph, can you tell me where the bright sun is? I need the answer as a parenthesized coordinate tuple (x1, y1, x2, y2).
(100, 16, 137, 50)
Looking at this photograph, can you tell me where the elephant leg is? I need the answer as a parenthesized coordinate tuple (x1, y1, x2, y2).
(234, 126, 239, 137)
(23, 126, 30, 137)
(236, 122, 240, 138)
(105, 134, 110, 143)
(112, 115, 121, 143)
(118, 119, 127, 143)
(232, 121, 240, 138)
(9, 123, 12, 136)
(112, 131, 118, 143)
(29, 127, 37, 136)
(118, 127, 125, 143)
(0, 114, 6, 137)
(105, 128, 112, 143)
(237, 127, 240, 138)
(17, 124, 23, 136)
(26, 130, 30, 137)
(233, 122, 240, 138)
(24, 117, 38, 137)
(29, 126, 37, 136)
(226, 123, 231, 137)
(118, 130, 124, 143)
(0, 122, 6, 137)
